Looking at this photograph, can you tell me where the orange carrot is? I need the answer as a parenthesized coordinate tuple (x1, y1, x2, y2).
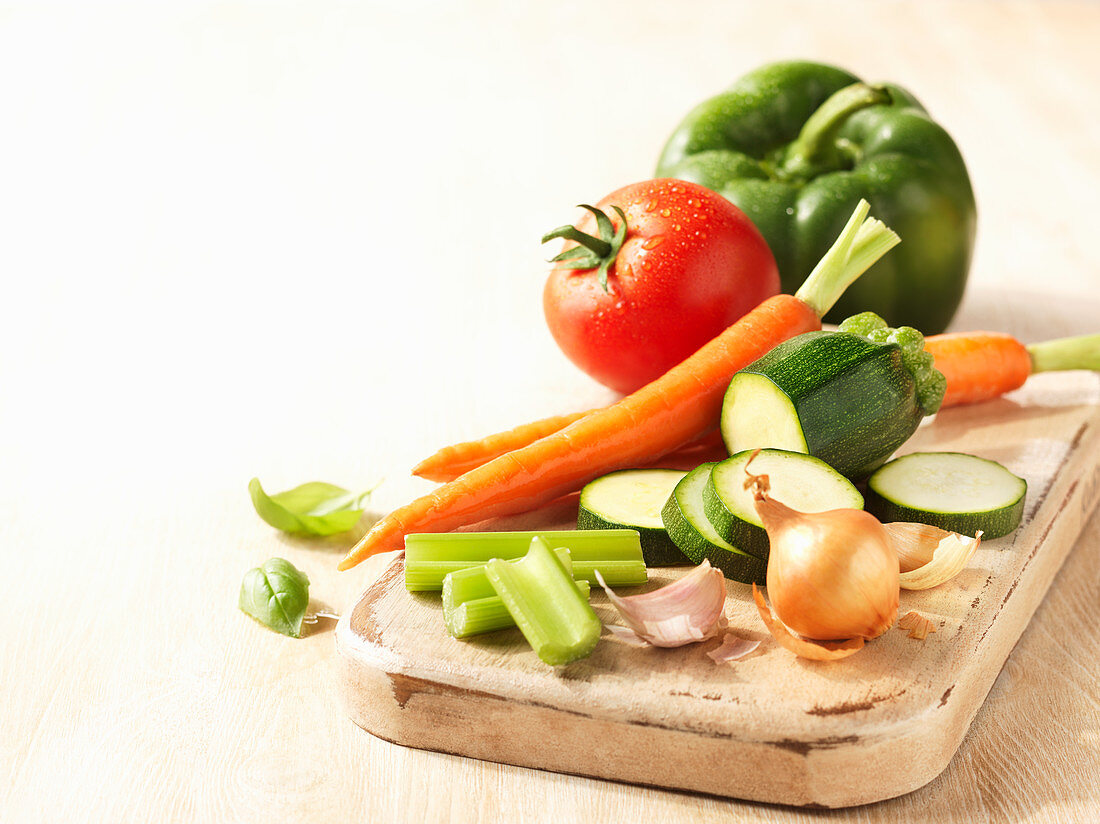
(339, 201, 898, 570)
(927, 331, 1100, 408)
(662, 428, 726, 456)
(413, 334, 1033, 478)
(413, 416, 725, 482)
(340, 296, 820, 568)
(415, 329, 1099, 488)
(925, 332, 1030, 407)
(412, 409, 594, 482)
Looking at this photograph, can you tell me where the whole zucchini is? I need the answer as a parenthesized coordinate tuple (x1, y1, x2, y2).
(721, 312, 945, 478)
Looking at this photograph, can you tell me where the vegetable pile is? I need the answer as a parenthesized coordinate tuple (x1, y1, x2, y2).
(239, 60, 1100, 674)
(339, 199, 898, 570)
(317, 196, 1091, 666)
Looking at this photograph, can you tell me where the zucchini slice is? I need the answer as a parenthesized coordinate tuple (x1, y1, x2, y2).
(578, 468, 688, 566)
(866, 452, 1027, 539)
(662, 463, 766, 584)
(703, 449, 864, 560)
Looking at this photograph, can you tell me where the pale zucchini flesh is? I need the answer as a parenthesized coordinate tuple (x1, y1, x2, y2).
(578, 468, 689, 566)
(662, 462, 767, 584)
(721, 373, 809, 456)
(703, 449, 864, 560)
(866, 451, 1027, 539)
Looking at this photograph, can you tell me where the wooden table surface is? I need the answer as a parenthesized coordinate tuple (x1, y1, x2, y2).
(2, 2, 1098, 821)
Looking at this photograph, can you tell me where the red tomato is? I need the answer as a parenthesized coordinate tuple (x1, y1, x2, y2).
(543, 179, 779, 394)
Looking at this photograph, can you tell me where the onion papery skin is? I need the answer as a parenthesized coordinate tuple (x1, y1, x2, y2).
(762, 503, 899, 641)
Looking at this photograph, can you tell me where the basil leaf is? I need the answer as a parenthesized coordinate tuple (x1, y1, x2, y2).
(239, 557, 310, 638)
(248, 478, 376, 536)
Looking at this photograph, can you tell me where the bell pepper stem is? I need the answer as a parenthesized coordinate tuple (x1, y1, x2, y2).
(1027, 334, 1100, 373)
(781, 83, 891, 180)
(794, 199, 900, 320)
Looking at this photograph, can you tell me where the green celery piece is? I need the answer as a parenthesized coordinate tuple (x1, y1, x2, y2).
(448, 580, 592, 639)
(485, 537, 602, 666)
(403, 529, 646, 591)
(443, 546, 572, 627)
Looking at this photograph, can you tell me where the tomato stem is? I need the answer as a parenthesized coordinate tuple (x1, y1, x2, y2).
(542, 204, 628, 292)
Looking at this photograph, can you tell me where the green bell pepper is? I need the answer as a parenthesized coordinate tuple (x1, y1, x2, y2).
(656, 60, 976, 333)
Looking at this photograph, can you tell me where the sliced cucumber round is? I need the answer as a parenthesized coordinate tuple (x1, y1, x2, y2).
(662, 463, 767, 584)
(703, 449, 864, 560)
(577, 468, 689, 566)
(866, 452, 1027, 539)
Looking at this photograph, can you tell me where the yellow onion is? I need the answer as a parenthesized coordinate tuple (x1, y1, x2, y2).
(747, 462, 899, 643)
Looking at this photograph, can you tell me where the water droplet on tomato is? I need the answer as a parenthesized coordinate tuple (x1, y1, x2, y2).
(645, 199, 658, 212)
(642, 236, 665, 250)
(673, 224, 681, 231)
(660, 209, 671, 217)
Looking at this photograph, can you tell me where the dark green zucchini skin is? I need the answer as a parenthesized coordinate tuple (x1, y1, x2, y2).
(662, 463, 767, 583)
(727, 331, 923, 479)
(701, 475, 770, 561)
(674, 527, 766, 584)
(864, 488, 1025, 540)
(865, 452, 1028, 539)
(576, 507, 689, 566)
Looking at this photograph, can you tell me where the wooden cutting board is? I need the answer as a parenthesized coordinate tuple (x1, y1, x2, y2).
(336, 372, 1100, 808)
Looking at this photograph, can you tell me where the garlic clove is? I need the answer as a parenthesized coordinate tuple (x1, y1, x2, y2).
(595, 561, 726, 648)
(752, 585, 864, 661)
(706, 633, 760, 664)
(603, 624, 650, 647)
(888, 527, 982, 590)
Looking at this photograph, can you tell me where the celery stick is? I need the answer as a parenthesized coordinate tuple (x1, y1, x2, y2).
(570, 559, 647, 584)
(448, 581, 591, 638)
(485, 537, 602, 666)
(442, 547, 574, 628)
(404, 529, 646, 591)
